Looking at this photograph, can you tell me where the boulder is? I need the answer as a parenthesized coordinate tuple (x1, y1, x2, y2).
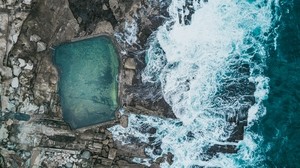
(108, 148, 117, 160)
(81, 151, 91, 160)
(13, 65, 21, 76)
(18, 58, 26, 67)
(120, 115, 128, 128)
(37, 41, 46, 52)
(92, 21, 114, 35)
(11, 77, 19, 88)
(124, 58, 136, 70)
(124, 69, 135, 86)
(29, 34, 41, 42)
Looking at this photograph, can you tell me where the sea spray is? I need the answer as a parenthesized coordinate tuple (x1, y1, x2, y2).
(109, 0, 276, 167)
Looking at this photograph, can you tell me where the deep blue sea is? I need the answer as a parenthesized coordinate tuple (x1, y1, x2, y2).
(109, 0, 300, 167)
(259, 0, 300, 167)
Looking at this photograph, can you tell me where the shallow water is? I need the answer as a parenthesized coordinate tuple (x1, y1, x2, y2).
(54, 36, 119, 129)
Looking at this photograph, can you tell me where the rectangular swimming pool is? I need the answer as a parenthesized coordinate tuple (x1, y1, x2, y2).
(53, 36, 119, 129)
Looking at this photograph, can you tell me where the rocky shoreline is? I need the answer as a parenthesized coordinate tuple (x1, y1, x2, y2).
(0, 0, 252, 167)
(0, 0, 173, 167)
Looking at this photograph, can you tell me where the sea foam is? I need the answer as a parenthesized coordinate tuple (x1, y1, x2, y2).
(109, 0, 275, 167)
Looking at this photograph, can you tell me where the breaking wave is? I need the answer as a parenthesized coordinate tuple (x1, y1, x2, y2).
(110, 0, 278, 167)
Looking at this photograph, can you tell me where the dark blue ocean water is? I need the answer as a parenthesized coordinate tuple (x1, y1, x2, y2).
(259, 0, 300, 167)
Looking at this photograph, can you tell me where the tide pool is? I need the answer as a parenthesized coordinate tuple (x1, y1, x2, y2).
(53, 36, 119, 129)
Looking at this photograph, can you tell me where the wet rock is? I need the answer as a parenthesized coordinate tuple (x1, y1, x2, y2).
(120, 115, 128, 128)
(11, 77, 19, 88)
(81, 151, 91, 160)
(108, 148, 117, 160)
(36, 41, 46, 52)
(124, 58, 136, 70)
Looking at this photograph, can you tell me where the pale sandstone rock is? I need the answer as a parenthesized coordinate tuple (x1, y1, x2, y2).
(102, 139, 109, 145)
(6, 119, 13, 126)
(1, 96, 9, 111)
(22, 0, 32, 5)
(30, 34, 41, 42)
(0, 125, 8, 141)
(124, 58, 136, 70)
(109, 0, 118, 10)
(13, 65, 21, 76)
(102, 4, 108, 10)
(93, 21, 114, 35)
(120, 115, 128, 128)
(124, 69, 135, 85)
(37, 41, 46, 52)
(11, 77, 19, 88)
(108, 148, 117, 160)
(18, 58, 26, 67)
(24, 62, 33, 70)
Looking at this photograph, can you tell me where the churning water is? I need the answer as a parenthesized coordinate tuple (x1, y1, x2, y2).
(110, 0, 300, 167)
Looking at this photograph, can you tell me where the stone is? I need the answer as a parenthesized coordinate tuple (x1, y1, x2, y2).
(124, 58, 136, 70)
(18, 58, 26, 67)
(102, 4, 108, 10)
(100, 157, 112, 166)
(37, 41, 46, 52)
(109, 0, 118, 10)
(108, 148, 117, 160)
(29, 34, 41, 42)
(23, 0, 32, 5)
(65, 162, 73, 168)
(81, 151, 90, 160)
(93, 142, 103, 150)
(11, 77, 19, 88)
(92, 21, 114, 35)
(24, 62, 33, 70)
(6, 119, 13, 126)
(0, 125, 8, 141)
(1, 96, 9, 111)
(102, 139, 109, 145)
(120, 115, 128, 128)
(13, 65, 21, 76)
(124, 69, 135, 86)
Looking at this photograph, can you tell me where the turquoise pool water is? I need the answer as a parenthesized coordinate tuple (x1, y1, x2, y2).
(53, 36, 119, 129)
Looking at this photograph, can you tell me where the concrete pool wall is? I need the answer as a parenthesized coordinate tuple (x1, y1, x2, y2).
(53, 35, 120, 129)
